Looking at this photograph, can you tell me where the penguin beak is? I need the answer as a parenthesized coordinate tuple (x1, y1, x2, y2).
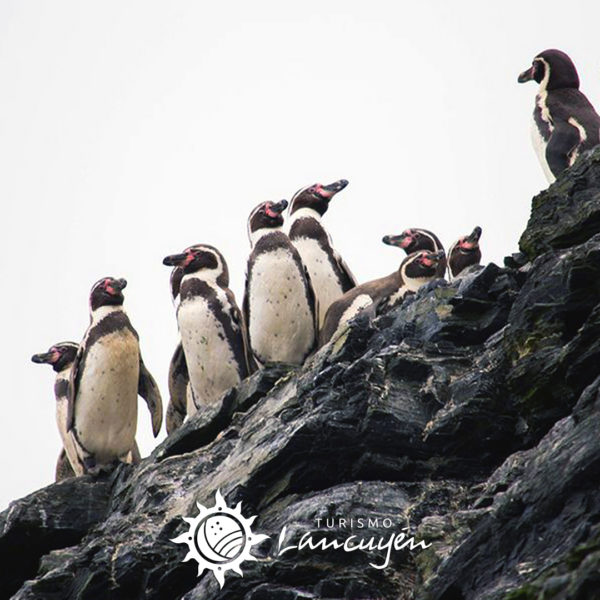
(518, 66, 535, 83)
(31, 351, 55, 364)
(106, 278, 127, 295)
(266, 200, 288, 217)
(382, 233, 411, 248)
(319, 179, 349, 199)
(423, 250, 445, 265)
(163, 253, 188, 267)
(466, 226, 482, 243)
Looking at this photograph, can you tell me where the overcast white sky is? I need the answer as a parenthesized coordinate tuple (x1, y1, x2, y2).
(1, 1, 599, 509)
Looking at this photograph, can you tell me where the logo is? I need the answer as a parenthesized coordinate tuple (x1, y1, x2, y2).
(173, 492, 431, 589)
(171, 490, 269, 588)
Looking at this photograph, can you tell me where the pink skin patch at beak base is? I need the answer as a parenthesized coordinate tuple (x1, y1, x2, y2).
(265, 206, 280, 218)
(400, 237, 413, 249)
(314, 184, 334, 199)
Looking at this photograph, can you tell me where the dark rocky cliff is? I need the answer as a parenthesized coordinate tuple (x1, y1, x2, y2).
(3, 150, 600, 600)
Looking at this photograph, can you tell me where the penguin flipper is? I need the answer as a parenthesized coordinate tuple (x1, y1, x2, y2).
(303, 265, 320, 349)
(333, 249, 358, 291)
(55, 448, 76, 481)
(128, 441, 142, 464)
(242, 271, 258, 365)
(546, 121, 580, 179)
(166, 343, 188, 434)
(138, 357, 163, 437)
(226, 287, 256, 376)
(66, 344, 86, 431)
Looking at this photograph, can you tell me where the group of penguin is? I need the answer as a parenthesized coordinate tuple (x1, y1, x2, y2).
(32, 48, 600, 482)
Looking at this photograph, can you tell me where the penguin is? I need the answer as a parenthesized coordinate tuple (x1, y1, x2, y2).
(382, 228, 447, 277)
(518, 49, 600, 183)
(32, 339, 145, 477)
(287, 179, 357, 327)
(244, 199, 318, 366)
(32, 341, 80, 480)
(320, 250, 445, 346)
(67, 277, 163, 473)
(162, 245, 252, 418)
(164, 244, 209, 434)
(447, 226, 482, 279)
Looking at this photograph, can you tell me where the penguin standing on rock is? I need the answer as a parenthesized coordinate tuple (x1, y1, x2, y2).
(163, 245, 252, 418)
(244, 200, 318, 366)
(32, 341, 79, 480)
(288, 179, 357, 327)
(165, 244, 203, 434)
(447, 226, 483, 279)
(320, 250, 445, 346)
(518, 49, 600, 183)
(382, 228, 446, 277)
(33, 339, 145, 478)
(67, 277, 163, 474)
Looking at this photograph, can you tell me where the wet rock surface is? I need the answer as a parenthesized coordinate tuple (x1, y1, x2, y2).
(2, 151, 600, 599)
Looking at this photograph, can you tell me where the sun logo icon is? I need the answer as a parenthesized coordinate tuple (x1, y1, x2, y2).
(171, 489, 269, 588)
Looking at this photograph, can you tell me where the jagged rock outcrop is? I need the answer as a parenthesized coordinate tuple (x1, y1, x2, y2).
(2, 149, 600, 600)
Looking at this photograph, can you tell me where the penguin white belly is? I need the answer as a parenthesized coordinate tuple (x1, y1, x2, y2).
(293, 237, 344, 327)
(177, 296, 241, 408)
(75, 331, 139, 463)
(531, 118, 555, 183)
(249, 249, 315, 364)
(334, 294, 373, 340)
(531, 93, 556, 184)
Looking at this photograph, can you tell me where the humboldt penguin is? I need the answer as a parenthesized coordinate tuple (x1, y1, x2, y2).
(320, 250, 445, 346)
(244, 199, 318, 366)
(165, 244, 206, 434)
(32, 341, 79, 480)
(287, 179, 357, 327)
(162, 244, 252, 417)
(518, 49, 600, 182)
(447, 226, 482, 279)
(32, 339, 144, 477)
(382, 228, 447, 277)
(67, 277, 163, 473)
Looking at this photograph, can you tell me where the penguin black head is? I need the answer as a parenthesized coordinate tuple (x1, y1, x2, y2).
(89, 277, 127, 311)
(382, 228, 443, 255)
(449, 226, 482, 278)
(289, 179, 349, 217)
(247, 200, 288, 240)
(163, 244, 228, 282)
(401, 249, 446, 282)
(32, 341, 78, 373)
(518, 49, 579, 91)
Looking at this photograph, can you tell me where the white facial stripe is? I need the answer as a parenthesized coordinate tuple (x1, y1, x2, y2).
(535, 57, 551, 93)
(400, 254, 435, 292)
(288, 185, 312, 220)
(418, 230, 441, 252)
